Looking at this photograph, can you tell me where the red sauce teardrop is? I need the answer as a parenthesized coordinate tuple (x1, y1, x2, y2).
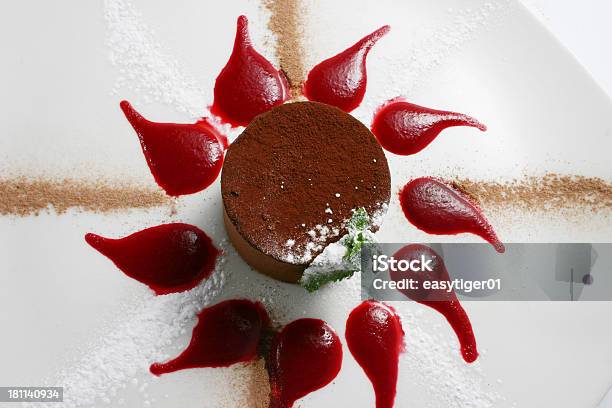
(211, 15, 289, 127)
(268, 318, 343, 408)
(120, 101, 225, 197)
(390, 244, 478, 363)
(85, 223, 220, 295)
(345, 301, 405, 408)
(303, 25, 390, 112)
(399, 177, 505, 253)
(371, 98, 486, 155)
(150, 299, 270, 376)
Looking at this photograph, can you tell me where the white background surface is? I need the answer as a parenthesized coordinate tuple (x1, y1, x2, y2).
(528, 3, 612, 404)
(521, 0, 612, 98)
(513, 10, 612, 402)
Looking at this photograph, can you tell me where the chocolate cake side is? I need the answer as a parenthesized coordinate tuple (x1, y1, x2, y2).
(221, 101, 391, 282)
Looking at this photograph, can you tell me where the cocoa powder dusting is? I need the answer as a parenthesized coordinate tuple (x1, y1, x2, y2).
(0, 177, 172, 216)
(225, 359, 270, 408)
(264, 0, 306, 95)
(222, 101, 390, 264)
(245, 359, 271, 408)
(453, 174, 612, 214)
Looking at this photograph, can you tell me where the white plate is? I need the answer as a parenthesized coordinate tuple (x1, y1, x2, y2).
(1, 0, 611, 407)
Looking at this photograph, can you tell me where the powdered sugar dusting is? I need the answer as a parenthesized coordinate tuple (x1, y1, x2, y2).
(103, 0, 263, 141)
(104, 0, 207, 118)
(371, 202, 389, 228)
(353, 0, 511, 124)
(274, 202, 388, 265)
(392, 303, 503, 407)
(26, 257, 228, 408)
(301, 239, 350, 280)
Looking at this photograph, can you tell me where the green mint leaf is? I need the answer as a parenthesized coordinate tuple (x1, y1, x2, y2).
(347, 207, 370, 232)
(300, 208, 376, 292)
(301, 269, 356, 293)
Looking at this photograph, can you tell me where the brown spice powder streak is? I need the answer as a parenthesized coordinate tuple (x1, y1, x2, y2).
(224, 359, 270, 408)
(453, 174, 612, 214)
(0, 177, 172, 217)
(264, 0, 306, 96)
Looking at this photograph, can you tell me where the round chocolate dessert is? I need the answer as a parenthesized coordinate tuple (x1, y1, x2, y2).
(221, 101, 391, 283)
